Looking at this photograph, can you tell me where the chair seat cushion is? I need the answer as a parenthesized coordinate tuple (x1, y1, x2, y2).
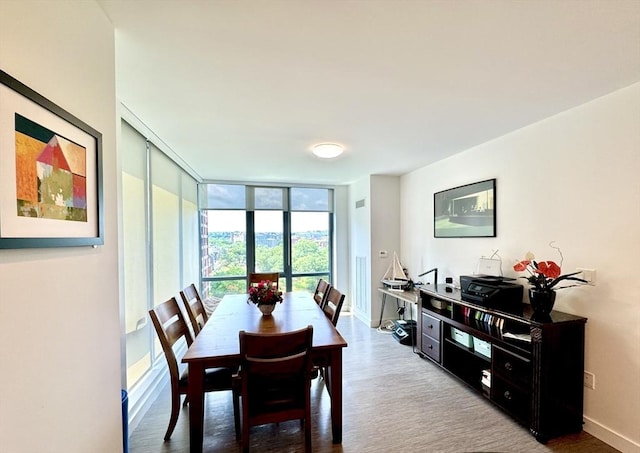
(179, 366, 233, 391)
(247, 377, 305, 415)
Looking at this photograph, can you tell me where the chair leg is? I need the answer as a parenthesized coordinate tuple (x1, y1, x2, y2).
(242, 398, 250, 452)
(164, 391, 181, 441)
(323, 366, 332, 396)
(304, 415, 312, 452)
(233, 390, 241, 441)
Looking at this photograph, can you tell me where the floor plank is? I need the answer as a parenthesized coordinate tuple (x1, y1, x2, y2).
(129, 314, 618, 452)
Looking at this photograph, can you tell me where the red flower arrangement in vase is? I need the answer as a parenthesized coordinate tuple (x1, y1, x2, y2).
(248, 280, 283, 315)
(513, 244, 587, 315)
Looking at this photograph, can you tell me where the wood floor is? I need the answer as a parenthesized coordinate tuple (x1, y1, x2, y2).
(129, 314, 618, 453)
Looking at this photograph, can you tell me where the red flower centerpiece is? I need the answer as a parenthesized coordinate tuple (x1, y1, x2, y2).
(248, 280, 283, 316)
(513, 245, 587, 316)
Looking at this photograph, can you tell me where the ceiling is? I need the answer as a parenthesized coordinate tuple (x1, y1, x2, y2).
(98, 0, 640, 186)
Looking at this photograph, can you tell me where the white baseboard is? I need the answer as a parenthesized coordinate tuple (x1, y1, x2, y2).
(584, 417, 640, 453)
(353, 310, 374, 327)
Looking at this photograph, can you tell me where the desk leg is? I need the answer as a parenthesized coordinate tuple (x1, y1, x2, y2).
(408, 301, 416, 353)
(328, 349, 343, 443)
(188, 363, 205, 453)
(378, 293, 387, 327)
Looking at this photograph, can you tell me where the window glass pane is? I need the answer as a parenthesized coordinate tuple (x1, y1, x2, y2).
(199, 184, 334, 301)
(291, 187, 331, 211)
(254, 210, 283, 272)
(182, 172, 199, 287)
(291, 211, 329, 274)
(203, 210, 247, 278)
(121, 121, 146, 176)
(201, 183, 246, 209)
(203, 279, 247, 300)
(254, 187, 284, 210)
(121, 121, 151, 389)
(150, 146, 181, 308)
(151, 150, 181, 308)
(292, 275, 330, 293)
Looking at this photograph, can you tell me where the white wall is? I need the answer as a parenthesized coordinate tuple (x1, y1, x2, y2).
(370, 176, 402, 323)
(400, 83, 640, 452)
(333, 185, 351, 306)
(349, 175, 403, 326)
(349, 176, 372, 322)
(0, 2, 121, 452)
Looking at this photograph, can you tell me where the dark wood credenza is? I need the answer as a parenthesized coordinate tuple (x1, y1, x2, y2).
(416, 285, 587, 443)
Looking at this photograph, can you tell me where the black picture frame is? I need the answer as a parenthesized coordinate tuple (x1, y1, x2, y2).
(0, 69, 104, 248)
(434, 179, 496, 238)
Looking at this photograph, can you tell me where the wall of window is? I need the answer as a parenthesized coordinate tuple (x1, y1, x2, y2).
(120, 120, 198, 419)
(199, 184, 333, 297)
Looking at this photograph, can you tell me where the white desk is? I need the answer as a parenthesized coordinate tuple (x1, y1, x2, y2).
(377, 287, 421, 350)
(378, 287, 421, 322)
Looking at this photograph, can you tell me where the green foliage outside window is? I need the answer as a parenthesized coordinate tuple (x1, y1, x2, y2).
(204, 235, 329, 299)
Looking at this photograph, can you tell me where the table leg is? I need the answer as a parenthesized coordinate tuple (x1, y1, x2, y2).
(328, 349, 343, 443)
(188, 363, 205, 453)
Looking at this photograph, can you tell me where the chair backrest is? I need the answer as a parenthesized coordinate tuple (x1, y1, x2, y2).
(240, 325, 313, 360)
(148, 297, 193, 386)
(323, 287, 345, 327)
(248, 272, 280, 291)
(238, 325, 314, 451)
(180, 283, 208, 336)
(239, 325, 314, 410)
(313, 279, 331, 308)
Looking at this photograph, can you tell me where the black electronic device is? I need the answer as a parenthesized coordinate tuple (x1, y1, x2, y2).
(392, 320, 416, 345)
(445, 277, 454, 293)
(459, 275, 523, 314)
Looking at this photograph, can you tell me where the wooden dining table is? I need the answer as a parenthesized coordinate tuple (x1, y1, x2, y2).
(182, 291, 348, 452)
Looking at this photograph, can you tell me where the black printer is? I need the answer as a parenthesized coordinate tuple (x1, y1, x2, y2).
(460, 275, 523, 314)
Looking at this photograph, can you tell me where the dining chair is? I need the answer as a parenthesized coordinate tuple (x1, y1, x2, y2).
(237, 325, 314, 452)
(247, 272, 280, 290)
(149, 297, 239, 441)
(180, 283, 208, 336)
(317, 287, 346, 392)
(313, 278, 331, 308)
(322, 286, 345, 327)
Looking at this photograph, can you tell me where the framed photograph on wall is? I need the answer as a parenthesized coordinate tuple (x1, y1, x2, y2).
(0, 70, 103, 248)
(434, 179, 496, 238)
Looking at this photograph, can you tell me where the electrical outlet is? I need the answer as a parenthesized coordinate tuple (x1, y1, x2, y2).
(577, 268, 596, 285)
(584, 371, 595, 389)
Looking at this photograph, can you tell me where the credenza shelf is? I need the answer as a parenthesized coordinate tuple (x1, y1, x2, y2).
(417, 285, 587, 443)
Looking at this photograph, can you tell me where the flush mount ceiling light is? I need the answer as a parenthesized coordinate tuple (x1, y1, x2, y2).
(311, 143, 344, 159)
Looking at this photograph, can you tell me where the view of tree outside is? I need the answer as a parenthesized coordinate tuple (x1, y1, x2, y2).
(254, 210, 284, 273)
(291, 211, 330, 292)
(202, 210, 247, 297)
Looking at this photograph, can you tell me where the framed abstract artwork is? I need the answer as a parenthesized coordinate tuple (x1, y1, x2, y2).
(0, 70, 103, 248)
(434, 178, 496, 238)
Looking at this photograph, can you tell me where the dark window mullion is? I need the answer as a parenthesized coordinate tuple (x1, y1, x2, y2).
(246, 210, 255, 283)
(283, 209, 291, 292)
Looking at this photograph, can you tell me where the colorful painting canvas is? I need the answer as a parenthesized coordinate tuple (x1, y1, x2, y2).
(1, 69, 103, 248)
(15, 113, 87, 222)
